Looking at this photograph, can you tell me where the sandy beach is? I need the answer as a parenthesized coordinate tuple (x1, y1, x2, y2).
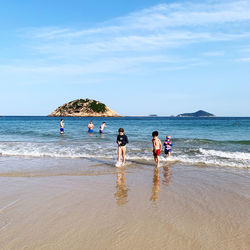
(0, 156, 249, 250)
(1, 0, 250, 248)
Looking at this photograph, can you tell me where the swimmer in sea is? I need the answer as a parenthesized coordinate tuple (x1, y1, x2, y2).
(60, 119, 64, 134)
(99, 122, 106, 133)
(88, 121, 94, 133)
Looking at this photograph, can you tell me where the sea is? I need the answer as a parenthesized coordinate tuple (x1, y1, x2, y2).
(0, 116, 250, 169)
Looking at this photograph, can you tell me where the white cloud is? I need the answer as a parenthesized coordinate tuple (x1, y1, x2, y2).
(0, 55, 178, 76)
(27, 0, 250, 40)
(236, 57, 250, 62)
(202, 51, 225, 57)
(6, 0, 250, 77)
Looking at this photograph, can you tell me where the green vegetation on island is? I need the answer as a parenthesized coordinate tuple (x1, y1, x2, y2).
(49, 99, 119, 117)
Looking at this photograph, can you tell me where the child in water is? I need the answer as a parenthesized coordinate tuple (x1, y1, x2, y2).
(116, 128, 129, 167)
(152, 131, 162, 166)
(99, 122, 106, 133)
(60, 119, 64, 134)
(164, 135, 173, 157)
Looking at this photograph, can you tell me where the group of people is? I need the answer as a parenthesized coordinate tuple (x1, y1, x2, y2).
(116, 129, 173, 167)
(59, 119, 173, 167)
(87, 121, 106, 133)
(60, 119, 107, 134)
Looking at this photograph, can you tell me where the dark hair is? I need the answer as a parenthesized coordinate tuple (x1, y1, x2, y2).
(152, 131, 158, 137)
(61, 119, 63, 121)
(118, 128, 124, 133)
(103, 122, 106, 124)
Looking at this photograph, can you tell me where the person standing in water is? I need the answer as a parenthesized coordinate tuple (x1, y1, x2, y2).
(116, 128, 129, 167)
(60, 119, 64, 134)
(88, 121, 94, 133)
(164, 135, 173, 157)
(152, 131, 162, 166)
(99, 122, 106, 133)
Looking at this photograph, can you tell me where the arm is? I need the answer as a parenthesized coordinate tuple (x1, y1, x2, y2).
(125, 135, 128, 144)
(117, 135, 121, 145)
(152, 139, 156, 151)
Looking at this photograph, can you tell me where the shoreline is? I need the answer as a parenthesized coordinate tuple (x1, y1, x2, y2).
(0, 156, 249, 249)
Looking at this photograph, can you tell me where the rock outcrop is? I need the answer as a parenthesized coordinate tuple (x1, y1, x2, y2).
(48, 99, 119, 117)
(177, 110, 215, 117)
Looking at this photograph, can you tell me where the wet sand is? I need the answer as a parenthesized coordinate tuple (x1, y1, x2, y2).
(0, 157, 250, 250)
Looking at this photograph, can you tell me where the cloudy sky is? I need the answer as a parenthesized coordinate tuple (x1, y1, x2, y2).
(0, 0, 250, 116)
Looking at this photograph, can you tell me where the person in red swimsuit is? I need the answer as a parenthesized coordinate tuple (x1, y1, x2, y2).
(152, 131, 162, 166)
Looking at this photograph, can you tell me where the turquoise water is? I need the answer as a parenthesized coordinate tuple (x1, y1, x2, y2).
(0, 116, 250, 168)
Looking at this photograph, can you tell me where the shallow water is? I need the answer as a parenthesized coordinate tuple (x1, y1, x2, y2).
(0, 116, 250, 169)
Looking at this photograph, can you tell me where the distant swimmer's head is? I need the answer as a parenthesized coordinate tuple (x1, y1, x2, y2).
(166, 135, 171, 139)
(61, 119, 64, 121)
(118, 128, 124, 135)
(103, 122, 106, 124)
(152, 131, 158, 138)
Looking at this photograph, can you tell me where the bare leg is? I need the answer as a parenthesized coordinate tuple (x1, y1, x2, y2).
(154, 154, 157, 164)
(122, 146, 126, 164)
(117, 146, 122, 162)
(157, 156, 160, 166)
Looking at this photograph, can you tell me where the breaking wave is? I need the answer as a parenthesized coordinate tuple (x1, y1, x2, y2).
(0, 141, 249, 169)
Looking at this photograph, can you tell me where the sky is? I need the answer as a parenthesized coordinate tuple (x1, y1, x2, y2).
(0, 0, 250, 116)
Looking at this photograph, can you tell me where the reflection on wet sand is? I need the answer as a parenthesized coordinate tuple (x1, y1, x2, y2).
(114, 169, 128, 206)
(163, 165, 171, 187)
(150, 166, 160, 203)
(150, 164, 172, 203)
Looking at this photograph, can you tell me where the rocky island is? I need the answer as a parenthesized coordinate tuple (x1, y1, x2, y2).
(177, 110, 215, 117)
(49, 99, 119, 117)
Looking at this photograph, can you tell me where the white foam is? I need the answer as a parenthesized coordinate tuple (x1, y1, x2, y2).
(0, 142, 249, 169)
(170, 155, 249, 168)
(199, 148, 250, 160)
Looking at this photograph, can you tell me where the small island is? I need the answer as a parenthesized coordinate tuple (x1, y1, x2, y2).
(177, 110, 215, 117)
(48, 99, 119, 117)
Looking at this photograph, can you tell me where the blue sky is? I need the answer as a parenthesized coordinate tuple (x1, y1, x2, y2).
(0, 0, 250, 116)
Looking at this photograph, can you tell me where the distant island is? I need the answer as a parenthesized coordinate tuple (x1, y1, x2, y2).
(48, 99, 119, 117)
(177, 110, 215, 117)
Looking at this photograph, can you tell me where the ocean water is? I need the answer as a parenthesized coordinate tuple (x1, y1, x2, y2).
(0, 116, 250, 169)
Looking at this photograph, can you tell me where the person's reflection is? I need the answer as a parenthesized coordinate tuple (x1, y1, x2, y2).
(150, 164, 172, 203)
(150, 166, 160, 203)
(88, 132, 94, 137)
(100, 133, 105, 139)
(114, 169, 128, 206)
(163, 165, 171, 187)
(59, 134, 65, 144)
